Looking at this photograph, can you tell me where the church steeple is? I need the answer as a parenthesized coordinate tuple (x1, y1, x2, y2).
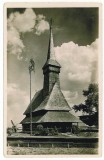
(43, 19, 61, 69)
(43, 19, 61, 96)
(47, 19, 56, 60)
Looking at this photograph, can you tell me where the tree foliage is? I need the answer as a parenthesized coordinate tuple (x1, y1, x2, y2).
(73, 83, 98, 115)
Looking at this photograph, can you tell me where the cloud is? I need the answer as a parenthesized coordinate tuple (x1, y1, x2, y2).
(62, 90, 83, 116)
(7, 83, 29, 127)
(62, 90, 78, 107)
(7, 26, 25, 60)
(7, 9, 49, 60)
(55, 39, 98, 84)
(9, 9, 37, 33)
(35, 15, 49, 35)
(62, 90, 78, 101)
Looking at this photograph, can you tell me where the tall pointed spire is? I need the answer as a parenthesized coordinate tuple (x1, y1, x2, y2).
(42, 19, 61, 95)
(47, 19, 56, 60)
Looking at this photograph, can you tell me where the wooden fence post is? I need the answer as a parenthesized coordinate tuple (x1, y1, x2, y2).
(52, 143, 54, 148)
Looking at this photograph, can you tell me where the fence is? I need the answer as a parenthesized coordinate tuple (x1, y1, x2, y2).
(7, 137, 98, 148)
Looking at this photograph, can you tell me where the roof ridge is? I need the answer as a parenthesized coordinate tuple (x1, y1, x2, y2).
(45, 82, 71, 110)
(45, 82, 57, 109)
(33, 88, 53, 112)
(27, 82, 71, 113)
(60, 90, 71, 110)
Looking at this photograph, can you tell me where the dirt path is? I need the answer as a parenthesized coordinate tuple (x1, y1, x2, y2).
(7, 146, 98, 155)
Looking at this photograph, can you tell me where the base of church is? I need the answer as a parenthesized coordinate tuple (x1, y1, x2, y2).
(22, 122, 79, 134)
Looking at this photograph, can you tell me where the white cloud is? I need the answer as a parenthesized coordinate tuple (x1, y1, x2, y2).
(7, 9, 49, 60)
(7, 83, 29, 127)
(62, 90, 78, 101)
(35, 19, 49, 35)
(62, 90, 84, 117)
(62, 90, 83, 117)
(62, 90, 78, 107)
(7, 26, 25, 59)
(35, 14, 49, 35)
(13, 9, 36, 33)
(55, 39, 98, 84)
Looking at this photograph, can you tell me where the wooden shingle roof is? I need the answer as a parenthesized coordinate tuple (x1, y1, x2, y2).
(21, 111, 81, 124)
(24, 82, 71, 115)
(24, 89, 44, 115)
(43, 59, 61, 69)
(34, 82, 71, 112)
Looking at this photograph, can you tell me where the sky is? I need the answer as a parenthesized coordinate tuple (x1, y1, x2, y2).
(7, 7, 99, 127)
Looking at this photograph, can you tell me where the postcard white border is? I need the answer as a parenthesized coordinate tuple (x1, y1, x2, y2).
(2, 1, 103, 159)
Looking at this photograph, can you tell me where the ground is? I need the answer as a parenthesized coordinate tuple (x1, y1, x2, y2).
(7, 146, 98, 155)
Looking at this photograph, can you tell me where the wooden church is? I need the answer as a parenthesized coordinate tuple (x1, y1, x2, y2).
(21, 22, 81, 133)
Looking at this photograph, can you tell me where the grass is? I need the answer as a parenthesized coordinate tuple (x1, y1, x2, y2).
(7, 146, 98, 155)
(8, 132, 98, 139)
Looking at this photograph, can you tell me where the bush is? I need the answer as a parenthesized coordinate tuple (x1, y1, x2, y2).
(35, 125, 49, 136)
(42, 128, 49, 136)
(49, 127, 58, 136)
(72, 125, 80, 134)
(54, 126, 58, 135)
(35, 125, 59, 136)
(7, 127, 13, 136)
(37, 124, 43, 131)
(35, 124, 44, 135)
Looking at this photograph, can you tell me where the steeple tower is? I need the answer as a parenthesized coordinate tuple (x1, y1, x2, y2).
(47, 19, 56, 60)
(43, 19, 61, 96)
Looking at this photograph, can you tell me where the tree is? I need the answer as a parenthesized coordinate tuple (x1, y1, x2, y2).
(73, 84, 98, 126)
(73, 84, 98, 114)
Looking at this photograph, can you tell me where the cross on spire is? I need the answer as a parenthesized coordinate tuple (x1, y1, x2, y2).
(50, 18, 53, 29)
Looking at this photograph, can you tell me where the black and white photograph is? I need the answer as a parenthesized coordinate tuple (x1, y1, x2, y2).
(4, 2, 102, 157)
